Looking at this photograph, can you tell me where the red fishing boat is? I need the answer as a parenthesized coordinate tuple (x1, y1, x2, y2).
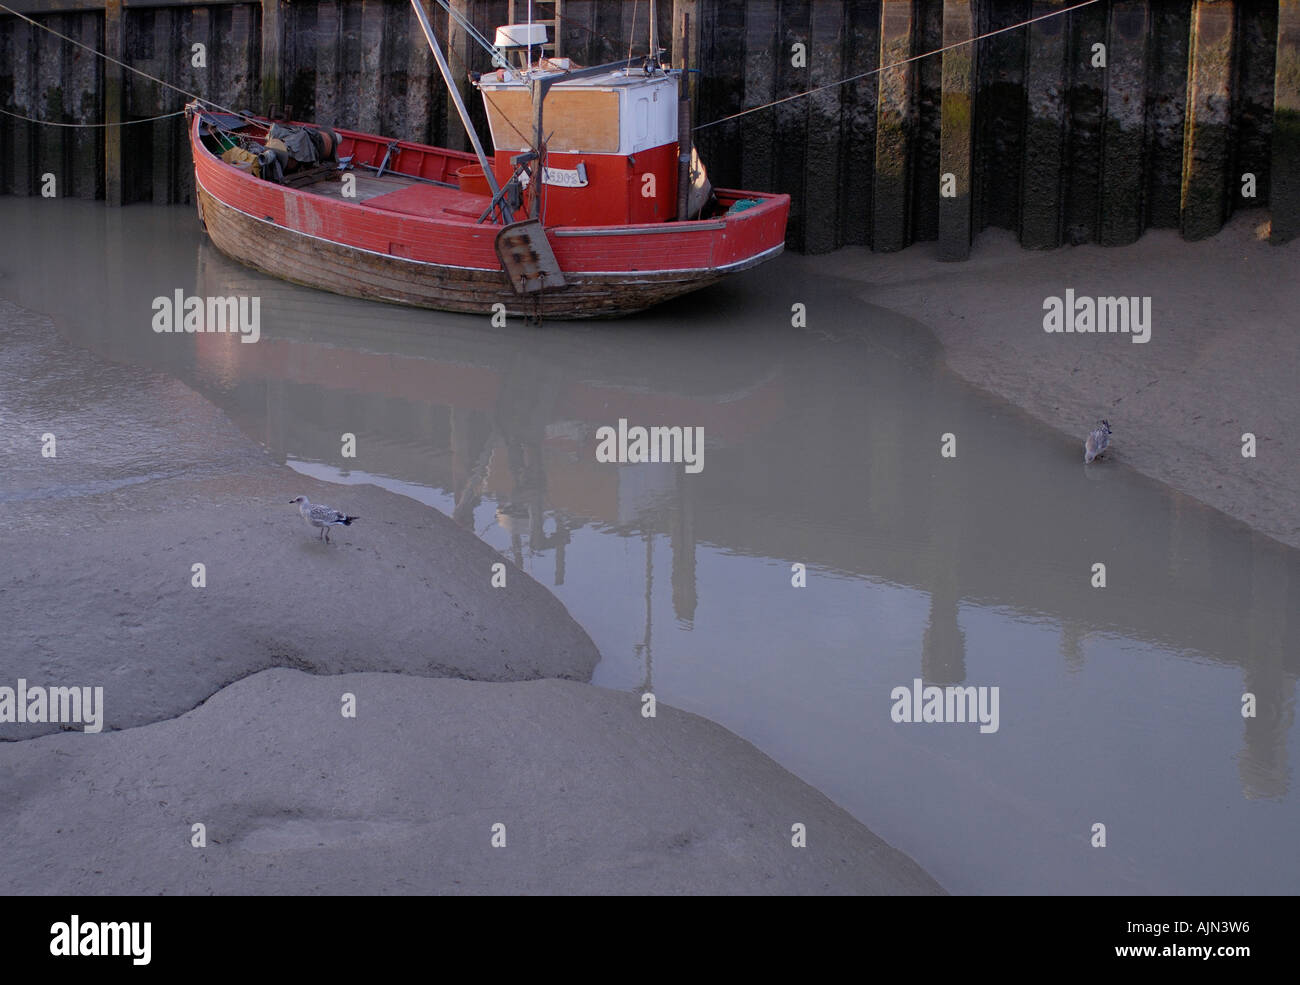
(186, 4, 788, 319)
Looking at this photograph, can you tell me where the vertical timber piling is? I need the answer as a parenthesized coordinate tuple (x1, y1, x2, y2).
(445, 0, 472, 150)
(1180, 0, 1235, 241)
(67, 11, 99, 199)
(0, 0, 1296, 255)
(802, 0, 844, 255)
(774, 0, 811, 249)
(103, 0, 124, 206)
(1098, 1, 1149, 246)
(1020, 0, 1068, 249)
(740, 0, 777, 198)
(873, 0, 916, 253)
(1273, 0, 1300, 242)
(938, 0, 974, 260)
(261, 0, 283, 114)
(1144, 3, 1190, 229)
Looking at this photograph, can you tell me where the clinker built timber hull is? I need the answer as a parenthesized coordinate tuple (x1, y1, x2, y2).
(189, 111, 790, 319)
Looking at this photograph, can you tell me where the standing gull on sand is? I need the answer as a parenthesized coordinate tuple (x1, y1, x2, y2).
(289, 495, 358, 542)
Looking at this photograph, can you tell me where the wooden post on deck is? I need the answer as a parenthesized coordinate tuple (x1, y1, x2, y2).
(104, 0, 125, 206)
(1270, 0, 1300, 243)
(1098, 1, 1149, 246)
(1180, 0, 1235, 241)
(938, 0, 975, 261)
(873, 0, 915, 252)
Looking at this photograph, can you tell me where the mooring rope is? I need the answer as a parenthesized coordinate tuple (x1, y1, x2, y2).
(694, 0, 1102, 131)
(0, 105, 187, 128)
(0, 1, 258, 126)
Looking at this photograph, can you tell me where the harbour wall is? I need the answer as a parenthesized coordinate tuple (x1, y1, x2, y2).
(1, 0, 1297, 255)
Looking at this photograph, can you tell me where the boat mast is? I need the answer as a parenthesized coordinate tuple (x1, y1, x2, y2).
(649, 0, 659, 67)
(676, 9, 692, 221)
(408, 0, 502, 201)
(527, 0, 534, 70)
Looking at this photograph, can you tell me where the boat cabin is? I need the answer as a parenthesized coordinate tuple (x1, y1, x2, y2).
(476, 29, 684, 227)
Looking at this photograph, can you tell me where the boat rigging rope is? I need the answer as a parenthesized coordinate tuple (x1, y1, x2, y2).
(0, 0, 259, 127)
(626, 0, 640, 65)
(552, 2, 623, 54)
(437, 17, 533, 152)
(694, 0, 1101, 131)
(1, 0, 1099, 136)
(428, 0, 505, 69)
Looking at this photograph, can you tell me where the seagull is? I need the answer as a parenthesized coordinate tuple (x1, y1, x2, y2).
(1084, 419, 1112, 463)
(289, 495, 358, 543)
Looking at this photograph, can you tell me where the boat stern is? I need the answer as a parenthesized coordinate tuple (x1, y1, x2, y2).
(710, 189, 791, 271)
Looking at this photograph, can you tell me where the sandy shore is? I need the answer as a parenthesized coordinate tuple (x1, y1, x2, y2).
(0, 669, 941, 895)
(803, 210, 1300, 550)
(0, 302, 942, 895)
(0, 308, 601, 740)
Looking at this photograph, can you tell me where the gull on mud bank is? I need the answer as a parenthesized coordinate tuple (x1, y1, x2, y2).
(290, 495, 358, 543)
(1085, 420, 1112, 464)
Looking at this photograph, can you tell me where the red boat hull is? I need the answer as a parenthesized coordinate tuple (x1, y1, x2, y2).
(188, 110, 789, 319)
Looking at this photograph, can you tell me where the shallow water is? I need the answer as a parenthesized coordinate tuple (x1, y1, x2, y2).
(1, 198, 1297, 894)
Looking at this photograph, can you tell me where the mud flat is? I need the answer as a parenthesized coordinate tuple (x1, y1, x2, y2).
(812, 212, 1300, 550)
(0, 669, 942, 895)
(0, 302, 942, 894)
(0, 306, 600, 739)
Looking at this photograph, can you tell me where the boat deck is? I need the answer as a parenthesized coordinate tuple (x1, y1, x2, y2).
(359, 182, 494, 221)
(299, 170, 494, 222)
(302, 171, 419, 203)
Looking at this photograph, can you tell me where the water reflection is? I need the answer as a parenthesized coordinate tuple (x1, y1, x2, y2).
(1, 198, 1297, 893)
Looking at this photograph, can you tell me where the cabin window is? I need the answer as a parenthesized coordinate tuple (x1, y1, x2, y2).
(635, 98, 649, 141)
(481, 88, 620, 154)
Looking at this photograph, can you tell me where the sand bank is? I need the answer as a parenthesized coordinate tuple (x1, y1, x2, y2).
(0, 669, 942, 894)
(0, 308, 600, 740)
(0, 302, 942, 894)
(806, 212, 1299, 550)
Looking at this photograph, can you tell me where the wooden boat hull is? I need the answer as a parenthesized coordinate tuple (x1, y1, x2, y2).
(188, 110, 789, 319)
